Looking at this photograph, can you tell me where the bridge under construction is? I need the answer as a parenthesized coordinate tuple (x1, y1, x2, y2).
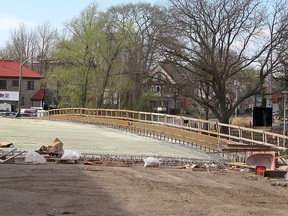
(45, 108, 288, 161)
(1, 108, 287, 165)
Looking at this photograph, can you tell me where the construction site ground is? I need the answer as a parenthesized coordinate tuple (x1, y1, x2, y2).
(1, 117, 288, 215)
(0, 163, 288, 216)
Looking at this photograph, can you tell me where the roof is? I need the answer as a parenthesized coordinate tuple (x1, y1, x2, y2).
(31, 88, 45, 100)
(0, 60, 44, 79)
(150, 62, 191, 84)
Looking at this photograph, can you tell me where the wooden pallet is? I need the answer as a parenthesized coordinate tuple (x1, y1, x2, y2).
(0, 148, 17, 160)
(260, 170, 288, 178)
(227, 162, 256, 169)
(47, 157, 79, 164)
(0, 149, 25, 164)
(84, 159, 132, 167)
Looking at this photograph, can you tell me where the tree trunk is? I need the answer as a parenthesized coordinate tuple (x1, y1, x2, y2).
(220, 112, 230, 134)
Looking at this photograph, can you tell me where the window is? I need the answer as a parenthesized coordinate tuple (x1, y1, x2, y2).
(156, 86, 161, 92)
(12, 80, 19, 86)
(0, 80, 7, 89)
(27, 81, 34, 90)
(176, 99, 181, 108)
(21, 96, 24, 106)
(153, 73, 166, 83)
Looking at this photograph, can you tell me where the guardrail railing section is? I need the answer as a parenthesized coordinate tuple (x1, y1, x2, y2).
(47, 108, 287, 151)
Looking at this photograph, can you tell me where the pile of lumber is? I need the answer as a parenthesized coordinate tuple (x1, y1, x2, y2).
(84, 159, 132, 167)
(218, 139, 280, 152)
(0, 148, 25, 164)
(0, 142, 14, 148)
(46, 157, 79, 164)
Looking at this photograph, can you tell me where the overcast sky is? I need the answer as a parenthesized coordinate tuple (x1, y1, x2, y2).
(0, 0, 165, 47)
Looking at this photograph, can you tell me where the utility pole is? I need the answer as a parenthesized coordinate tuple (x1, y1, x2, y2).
(234, 80, 240, 117)
(16, 58, 30, 117)
(283, 91, 288, 148)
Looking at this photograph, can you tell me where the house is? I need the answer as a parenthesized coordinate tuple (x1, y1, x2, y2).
(144, 62, 193, 114)
(0, 60, 44, 112)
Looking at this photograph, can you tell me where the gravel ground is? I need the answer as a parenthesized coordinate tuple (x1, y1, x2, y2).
(0, 163, 288, 216)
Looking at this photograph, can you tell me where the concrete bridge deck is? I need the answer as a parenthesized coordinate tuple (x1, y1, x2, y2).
(0, 118, 224, 161)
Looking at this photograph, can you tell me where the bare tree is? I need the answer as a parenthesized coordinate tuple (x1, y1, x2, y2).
(0, 22, 57, 73)
(106, 3, 167, 109)
(160, 0, 288, 126)
(34, 21, 57, 75)
(1, 23, 37, 65)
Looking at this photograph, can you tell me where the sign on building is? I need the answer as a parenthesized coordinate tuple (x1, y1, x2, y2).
(0, 91, 19, 101)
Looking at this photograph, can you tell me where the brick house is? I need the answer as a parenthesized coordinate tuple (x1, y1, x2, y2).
(0, 60, 44, 112)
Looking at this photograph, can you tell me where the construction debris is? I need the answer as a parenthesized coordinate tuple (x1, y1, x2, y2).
(51, 150, 81, 164)
(181, 162, 223, 171)
(36, 138, 64, 156)
(61, 150, 80, 160)
(260, 170, 288, 178)
(0, 148, 25, 164)
(218, 138, 286, 152)
(181, 163, 207, 171)
(24, 151, 46, 164)
(278, 165, 288, 171)
(0, 142, 14, 148)
(143, 157, 160, 168)
(36, 138, 82, 164)
(84, 159, 132, 167)
(227, 162, 256, 169)
(46, 157, 79, 164)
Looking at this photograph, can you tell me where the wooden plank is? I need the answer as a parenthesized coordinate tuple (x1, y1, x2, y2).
(84, 159, 132, 167)
(46, 157, 79, 164)
(260, 170, 288, 178)
(227, 162, 256, 169)
(56, 159, 79, 164)
(84, 160, 104, 166)
(0, 148, 17, 160)
(105, 161, 132, 167)
(226, 144, 275, 148)
(222, 148, 275, 152)
(0, 151, 25, 164)
(0, 142, 14, 148)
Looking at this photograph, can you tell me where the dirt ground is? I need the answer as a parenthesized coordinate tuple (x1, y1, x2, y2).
(0, 163, 288, 216)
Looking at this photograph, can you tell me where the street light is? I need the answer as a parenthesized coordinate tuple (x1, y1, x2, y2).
(282, 90, 288, 148)
(16, 58, 30, 117)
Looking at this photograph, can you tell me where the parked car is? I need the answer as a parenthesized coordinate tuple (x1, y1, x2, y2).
(0, 111, 17, 118)
(20, 108, 38, 117)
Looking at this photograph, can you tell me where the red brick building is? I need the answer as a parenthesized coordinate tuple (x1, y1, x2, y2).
(0, 60, 44, 112)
